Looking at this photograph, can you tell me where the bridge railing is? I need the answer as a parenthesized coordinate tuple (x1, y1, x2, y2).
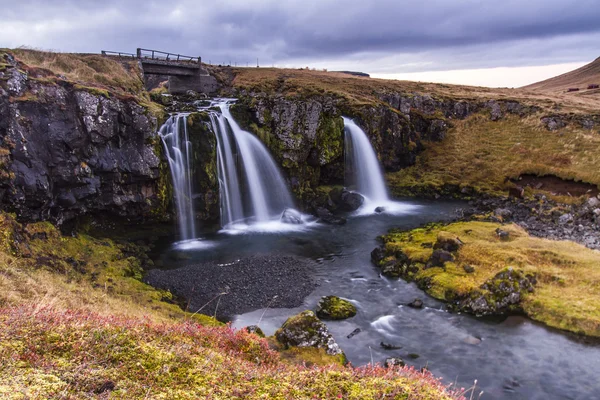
(136, 48, 201, 64)
(101, 50, 137, 58)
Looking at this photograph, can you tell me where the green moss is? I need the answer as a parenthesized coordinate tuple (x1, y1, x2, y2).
(315, 114, 344, 165)
(316, 296, 357, 320)
(376, 220, 600, 337)
(73, 84, 110, 98)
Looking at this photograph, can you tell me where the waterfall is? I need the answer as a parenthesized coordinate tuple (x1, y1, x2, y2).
(343, 117, 389, 203)
(209, 101, 296, 228)
(159, 114, 197, 240)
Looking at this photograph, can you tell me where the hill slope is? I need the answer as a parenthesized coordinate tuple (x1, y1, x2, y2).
(523, 57, 600, 93)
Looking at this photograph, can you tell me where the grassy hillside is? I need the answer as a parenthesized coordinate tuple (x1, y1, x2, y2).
(388, 113, 600, 199)
(225, 66, 599, 114)
(2, 49, 163, 117)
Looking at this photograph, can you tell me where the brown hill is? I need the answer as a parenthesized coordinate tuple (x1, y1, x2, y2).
(523, 57, 600, 93)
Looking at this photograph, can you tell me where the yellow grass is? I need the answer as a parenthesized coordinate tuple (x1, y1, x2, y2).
(383, 221, 600, 336)
(387, 113, 600, 196)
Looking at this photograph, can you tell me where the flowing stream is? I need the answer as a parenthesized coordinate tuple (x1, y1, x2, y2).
(156, 107, 600, 399)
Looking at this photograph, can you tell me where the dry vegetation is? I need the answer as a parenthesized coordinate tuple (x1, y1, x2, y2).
(387, 113, 600, 198)
(0, 306, 466, 399)
(381, 221, 600, 337)
(227, 66, 600, 113)
(0, 211, 466, 398)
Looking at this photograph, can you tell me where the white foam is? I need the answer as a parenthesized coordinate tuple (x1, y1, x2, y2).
(173, 239, 218, 250)
(352, 199, 421, 217)
(370, 315, 397, 334)
(219, 215, 319, 235)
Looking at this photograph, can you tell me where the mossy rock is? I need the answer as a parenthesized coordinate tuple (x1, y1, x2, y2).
(316, 296, 357, 320)
(275, 310, 343, 355)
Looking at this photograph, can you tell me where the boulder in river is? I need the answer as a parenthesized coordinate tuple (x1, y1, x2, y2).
(374, 206, 386, 213)
(407, 298, 424, 309)
(339, 190, 364, 212)
(275, 310, 343, 355)
(316, 207, 347, 225)
(281, 208, 303, 225)
(316, 296, 357, 320)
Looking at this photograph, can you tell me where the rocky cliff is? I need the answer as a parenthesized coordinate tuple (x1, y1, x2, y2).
(0, 52, 166, 225)
(227, 87, 542, 207)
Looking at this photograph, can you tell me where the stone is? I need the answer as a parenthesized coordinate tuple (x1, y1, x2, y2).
(346, 328, 361, 339)
(558, 213, 574, 225)
(463, 264, 475, 273)
(370, 246, 386, 263)
(433, 233, 462, 252)
(494, 208, 513, 220)
(245, 325, 265, 337)
(587, 197, 600, 208)
(281, 208, 303, 224)
(374, 206, 386, 213)
(380, 342, 402, 350)
(407, 298, 424, 308)
(541, 116, 567, 131)
(316, 296, 357, 320)
(384, 357, 405, 368)
(316, 207, 346, 225)
(338, 189, 364, 212)
(275, 311, 343, 355)
(495, 228, 510, 240)
(425, 249, 454, 269)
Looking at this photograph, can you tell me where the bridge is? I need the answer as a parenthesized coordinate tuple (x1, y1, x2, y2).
(101, 48, 219, 95)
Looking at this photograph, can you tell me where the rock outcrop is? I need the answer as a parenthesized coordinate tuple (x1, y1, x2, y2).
(0, 54, 166, 225)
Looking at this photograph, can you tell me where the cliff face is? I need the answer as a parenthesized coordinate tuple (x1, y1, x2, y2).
(227, 88, 540, 206)
(0, 54, 165, 224)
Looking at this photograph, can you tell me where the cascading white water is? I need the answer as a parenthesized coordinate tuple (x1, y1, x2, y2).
(209, 101, 296, 228)
(343, 117, 390, 203)
(159, 114, 197, 240)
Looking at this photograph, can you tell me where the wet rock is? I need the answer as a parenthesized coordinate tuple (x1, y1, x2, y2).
(463, 264, 475, 273)
(384, 357, 405, 368)
(316, 296, 357, 320)
(407, 353, 420, 359)
(281, 208, 303, 224)
(338, 190, 364, 212)
(374, 206, 386, 213)
(245, 325, 265, 338)
(346, 328, 361, 339)
(425, 249, 454, 269)
(316, 207, 347, 225)
(370, 246, 386, 263)
(407, 298, 424, 309)
(275, 310, 343, 355)
(380, 342, 402, 350)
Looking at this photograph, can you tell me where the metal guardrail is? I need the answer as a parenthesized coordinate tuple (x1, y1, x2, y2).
(101, 49, 201, 64)
(101, 50, 136, 58)
(136, 48, 201, 64)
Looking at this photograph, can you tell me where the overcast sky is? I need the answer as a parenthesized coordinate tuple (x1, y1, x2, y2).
(1, 0, 599, 87)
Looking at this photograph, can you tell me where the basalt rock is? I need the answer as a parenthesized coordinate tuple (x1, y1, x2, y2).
(454, 268, 537, 316)
(275, 310, 343, 356)
(0, 58, 165, 225)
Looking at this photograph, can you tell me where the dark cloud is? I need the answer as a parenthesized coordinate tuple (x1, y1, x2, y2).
(1, 0, 599, 73)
